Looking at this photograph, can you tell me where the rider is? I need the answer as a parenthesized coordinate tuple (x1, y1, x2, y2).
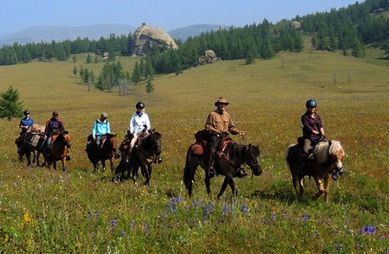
(204, 97, 245, 178)
(19, 110, 34, 133)
(45, 111, 65, 148)
(126, 102, 151, 156)
(92, 113, 111, 154)
(297, 99, 325, 176)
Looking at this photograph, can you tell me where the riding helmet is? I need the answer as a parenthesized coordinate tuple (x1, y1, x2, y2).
(24, 110, 30, 115)
(305, 99, 317, 108)
(136, 102, 145, 109)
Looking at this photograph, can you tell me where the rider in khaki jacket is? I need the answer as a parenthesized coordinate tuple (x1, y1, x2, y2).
(204, 97, 245, 178)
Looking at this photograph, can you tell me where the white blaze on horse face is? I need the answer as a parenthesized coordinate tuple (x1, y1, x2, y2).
(335, 161, 343, 170)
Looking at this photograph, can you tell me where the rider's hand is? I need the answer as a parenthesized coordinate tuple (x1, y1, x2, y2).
(312, 130, 319, 135)
(239, 131, 246, 136)
(43, 135, 47, 140)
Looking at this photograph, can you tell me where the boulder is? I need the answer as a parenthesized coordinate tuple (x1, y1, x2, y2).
(133, 23, 178, 56)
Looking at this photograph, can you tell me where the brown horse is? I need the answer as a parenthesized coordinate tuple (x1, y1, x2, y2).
(47, 131, 71, 171)
(184, 141, 262, 199)
(286, 140, 345, 202)
(86, 134, 119, 172)
(115, 131, 162, 186)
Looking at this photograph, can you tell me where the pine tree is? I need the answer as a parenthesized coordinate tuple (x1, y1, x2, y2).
(145, 58, 155, 79)
(73, 66, 78, 85)
(72, 55, 77, 63)
(94, 55, 98, 63)
(79, 65, 84, 79)
(351, 38, 365, 58)
(86, 53, 92, 64)
(145, 79, 155, 94)
(0, 86, 23, 121)
(131, 62, 142, 84)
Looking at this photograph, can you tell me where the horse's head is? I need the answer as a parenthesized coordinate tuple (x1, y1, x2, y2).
(245, 144, 262, 176)
(107, 133, 118, 153)
(145, 131, 162, 156)
(59, 131, 71, 148)
(329, 140, 345, 174)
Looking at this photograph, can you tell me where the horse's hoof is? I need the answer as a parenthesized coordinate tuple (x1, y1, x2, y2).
(63, 167, 67, 172)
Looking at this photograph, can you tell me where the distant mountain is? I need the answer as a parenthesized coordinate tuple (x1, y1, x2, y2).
(0, 24, 136, 46)
(168, 24, 229, 41)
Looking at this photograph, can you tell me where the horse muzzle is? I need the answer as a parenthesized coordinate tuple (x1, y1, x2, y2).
(66, 144, 71, 148)
(251, 165, 262, 176)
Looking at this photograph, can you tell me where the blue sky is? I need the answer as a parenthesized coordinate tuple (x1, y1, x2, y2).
(0, 0, 361, 36)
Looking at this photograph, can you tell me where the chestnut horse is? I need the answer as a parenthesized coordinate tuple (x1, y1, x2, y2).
(47, 131, 71, 171)
(184, 141, 262, 199)
(86, 134, 119, 172)
(286, 140, 345, 202)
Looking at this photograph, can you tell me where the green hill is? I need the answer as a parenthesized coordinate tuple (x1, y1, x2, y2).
(0, 48, 387, 253)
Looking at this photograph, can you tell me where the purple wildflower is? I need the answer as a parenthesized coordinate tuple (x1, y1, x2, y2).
(360, 227, 366, 234)
(173, 196, 183, 203)
(120, 231, 126, 237)
(168, 203, 176, 213)
(111, 218, 117, 228)
(90, 232, 95, 238)
(88, 212, 94, 220)
(241, 202, 249, 213)
(365, 226, 375, 234)
(318, 219, 323, 224)
(222, 206, 229, 215)
(193, 200, 198, 209)
(327, 219, 332, 224)
(303, 214, 309, 221)
(203, 206, 209, 217)
(379, 235, 385, 240)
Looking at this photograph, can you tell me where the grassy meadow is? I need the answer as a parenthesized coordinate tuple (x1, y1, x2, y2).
(0, 49, 388, 253)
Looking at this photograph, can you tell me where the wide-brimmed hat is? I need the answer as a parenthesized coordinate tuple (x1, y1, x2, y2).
(101, 112, 108, 118)
(52, 111, 59, 115)
(214, 97, 229, 106)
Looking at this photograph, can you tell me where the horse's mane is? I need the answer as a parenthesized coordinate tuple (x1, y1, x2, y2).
(314, 140, 344, 164)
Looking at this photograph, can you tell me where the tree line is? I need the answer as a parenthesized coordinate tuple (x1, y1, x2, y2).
(0, 0, 387, 67)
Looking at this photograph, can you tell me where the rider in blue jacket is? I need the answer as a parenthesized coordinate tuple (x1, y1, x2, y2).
(92, 113, 111, 150)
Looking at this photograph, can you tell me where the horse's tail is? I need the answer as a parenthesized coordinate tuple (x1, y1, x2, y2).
(183, 145, 197, 196)
(286, 143, 298, 165)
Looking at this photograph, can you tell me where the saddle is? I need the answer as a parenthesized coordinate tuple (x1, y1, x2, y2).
(190, 129, 209, 156)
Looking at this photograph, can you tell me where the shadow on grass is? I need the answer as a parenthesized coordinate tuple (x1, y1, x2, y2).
(251, 179, 300, 204)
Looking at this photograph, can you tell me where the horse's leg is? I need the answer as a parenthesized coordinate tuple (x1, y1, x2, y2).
(53, 160, 57, 170)
(204, 175, 211, 196)
(313, 176, 325, 199)
(217, 176, 233, 199)
(25, 149, 31, 166)
(101, 159, 106, 171)
(62, 157, 66, 172)
(323, 176, 331, 202)
(141, 164, 151, 186)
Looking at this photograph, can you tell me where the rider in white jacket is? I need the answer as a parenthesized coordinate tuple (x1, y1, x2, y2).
(127, 102, 151, 153)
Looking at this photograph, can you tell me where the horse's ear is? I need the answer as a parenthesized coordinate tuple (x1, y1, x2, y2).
(63, 130, 69, 135)
(113, 133, 117, 137)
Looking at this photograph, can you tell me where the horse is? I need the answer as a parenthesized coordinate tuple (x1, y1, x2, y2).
(115, 130, 162, 186)
(46, 131, 71, 171)
(286, 140, 345, 202)
(183, 140, 262, 199)
(86, 134, 119, 172)
(15, 134, 35, 165)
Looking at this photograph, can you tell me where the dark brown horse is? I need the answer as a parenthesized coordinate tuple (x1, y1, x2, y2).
(86, 134, 119, 172)
(15, 134, 47, 166)
(47, 131, 71, 171)
(286, 140, 345, 202)
(115, 131, 162, 186)
(184, 141, 262, 199)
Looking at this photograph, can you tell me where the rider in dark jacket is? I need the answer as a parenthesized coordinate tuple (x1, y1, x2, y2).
(298, 99, 325, 176)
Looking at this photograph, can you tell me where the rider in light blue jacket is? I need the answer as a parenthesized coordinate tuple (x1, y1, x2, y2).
(92, 113, 111, 149)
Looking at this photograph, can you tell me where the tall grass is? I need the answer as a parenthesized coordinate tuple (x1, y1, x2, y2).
(0, 48, 388, 253)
